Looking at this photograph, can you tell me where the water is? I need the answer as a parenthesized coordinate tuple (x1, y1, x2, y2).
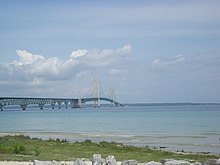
(0, 105, 220, 154)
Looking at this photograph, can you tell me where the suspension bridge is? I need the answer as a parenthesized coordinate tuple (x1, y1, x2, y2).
(0, 78, 123, 111)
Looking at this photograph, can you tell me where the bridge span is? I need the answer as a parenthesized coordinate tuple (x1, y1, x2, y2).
(0, 97, 123, 111)
(0, 78, 123, 111)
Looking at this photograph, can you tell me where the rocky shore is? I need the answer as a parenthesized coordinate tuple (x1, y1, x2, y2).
(0, 154, 219, 165)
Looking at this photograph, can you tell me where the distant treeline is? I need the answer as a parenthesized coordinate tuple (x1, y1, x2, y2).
(125, 103, 220, 106)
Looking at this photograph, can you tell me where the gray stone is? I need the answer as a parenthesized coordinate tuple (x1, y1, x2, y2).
(74, 158, 88, 165)
(52, 160, 65, 165)
(145, 161, 162, 165)
(216, 159, 220, 165)
(121, 160, 138, 165)
(161, 159, 175, 164)
(190, 162, 202, 165)
(51, 160, 63, 165)
(202, 159, 218, 165)
(165, 160, 190, 165)
(33, 160, 65, 165)
(92, 154, 105, 165)
(106, 155, 117, 165)
(33, 160, 52, 165)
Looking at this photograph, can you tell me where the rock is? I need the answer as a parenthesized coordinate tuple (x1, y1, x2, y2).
(121, 160, 138, 165)
(165, 160, 190, 165)
(106, 155, 117, 165)
(33, 160, 52, 165)
(33, 160, 65, 165)
(74, 158, 88, 165)
(92, 154, 105, 165)
(202, 159, 218, 165)
(52, 160, 63, 165)
(216, 159, 220, 165)
(161, 160, 175, 164)
(93, 154, 102, 161)
(190, 162, 202, 165)
(60, 162, 69, 165)
(145, 161, 162, 165)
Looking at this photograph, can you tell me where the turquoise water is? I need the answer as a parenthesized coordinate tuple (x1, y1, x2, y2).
(0, 105, 220, 154)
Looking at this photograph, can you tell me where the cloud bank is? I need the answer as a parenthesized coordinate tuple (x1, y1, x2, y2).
(0, 45, 132, 97)
(0, 44, 219, 102)
(152, 55, 186, 68)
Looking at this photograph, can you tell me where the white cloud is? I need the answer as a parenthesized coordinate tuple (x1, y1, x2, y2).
(70, 49, 88, 58)
(15, 50, 44, 65)
(8, 45, 132, 79)
(68, 44, 132, 67)
(152, 55, 186, 68)
(33, 57, 62, 76)
(0, 45, 132, 97)
(116, 45, 132, 55)
(151, 51, 220, 76)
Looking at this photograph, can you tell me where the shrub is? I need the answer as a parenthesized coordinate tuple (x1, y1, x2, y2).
(84, 139, 92, 143)
(0, 144, 6, 153)
(99, 141, 111, 147)
(13, 144, 26, 154)
(15, 135, 30, 139)
(61, 139, 68, 143)
(34, 146, 40, 156)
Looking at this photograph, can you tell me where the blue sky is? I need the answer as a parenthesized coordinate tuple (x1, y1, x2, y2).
(0, 0, 220, 103)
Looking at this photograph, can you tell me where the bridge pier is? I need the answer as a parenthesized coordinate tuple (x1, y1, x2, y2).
(78, 99, 82, 108)
(64, 101, 68, 109)
(110, 101, 114, 107)
(20, 104, 27, 110)
(76, 99, 82, 108)
(51, 102, 56, 109)
(70, 102, 74, 109)
(94, 102, 96, 108)
(39, 103, 44, 110)
(57, 101, 62, 109)
(73, 99, 82, 108)
(94, 100, 100, 108)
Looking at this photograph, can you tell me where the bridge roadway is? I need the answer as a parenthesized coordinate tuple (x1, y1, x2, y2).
(0, 97, 123, 111)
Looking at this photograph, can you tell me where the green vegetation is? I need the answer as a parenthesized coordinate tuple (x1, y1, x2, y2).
(0, 135, 218, 162)
(13, 143, 26, 154)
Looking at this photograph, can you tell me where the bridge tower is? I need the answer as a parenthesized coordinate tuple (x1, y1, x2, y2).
(85, 77, 105, 107)
(108, 88, 116, 107)
(92, 78, 101, 107)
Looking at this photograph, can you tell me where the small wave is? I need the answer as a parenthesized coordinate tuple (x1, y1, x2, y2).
(210, 144, 220, 147)
(81, 133, 134, 138)
(131, 139, 140, 142)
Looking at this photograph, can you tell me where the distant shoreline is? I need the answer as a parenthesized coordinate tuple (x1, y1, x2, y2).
(1, 102, 220, 110)
(124, 103, 220, 106)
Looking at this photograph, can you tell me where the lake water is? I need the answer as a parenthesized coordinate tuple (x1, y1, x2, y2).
(0, 105, 219, 154)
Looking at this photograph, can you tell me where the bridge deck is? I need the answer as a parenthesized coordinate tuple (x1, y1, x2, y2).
(0, 97, 123, 110)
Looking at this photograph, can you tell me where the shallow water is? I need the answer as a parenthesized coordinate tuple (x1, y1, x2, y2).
(0, 105, 220, 154)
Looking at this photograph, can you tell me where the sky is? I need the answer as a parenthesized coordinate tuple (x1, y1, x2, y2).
(0, 0, 220, 103)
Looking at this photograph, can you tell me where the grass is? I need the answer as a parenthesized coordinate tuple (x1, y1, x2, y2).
(0, 135, 218, 162)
